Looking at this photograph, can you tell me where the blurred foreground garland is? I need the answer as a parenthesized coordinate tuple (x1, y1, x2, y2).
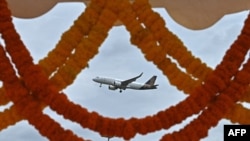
(0, 0, 250, 140)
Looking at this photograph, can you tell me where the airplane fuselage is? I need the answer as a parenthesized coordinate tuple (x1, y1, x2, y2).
(93, 77, 154, 90)
(93, 73, 158, 92)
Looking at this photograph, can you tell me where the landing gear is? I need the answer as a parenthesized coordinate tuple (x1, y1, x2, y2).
(99, 83, 102, 87)
(119, 89, 122, 93)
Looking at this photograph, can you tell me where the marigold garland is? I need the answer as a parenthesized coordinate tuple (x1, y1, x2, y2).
(49, 2, 117, 90)
(38, 1, 105, 76)
(0, 106, 22, 131)
(242, 87, 250, 102)
(0, 43, 85, 141)
(225, 103, 250, 124)
(0, 88, 9, 105)
(132, 0, 212, 80)
(0, 0, 249, 140)
(161, 59, 250, 141)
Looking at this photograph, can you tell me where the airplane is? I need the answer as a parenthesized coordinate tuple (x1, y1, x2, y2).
(92, 73, 158, 92)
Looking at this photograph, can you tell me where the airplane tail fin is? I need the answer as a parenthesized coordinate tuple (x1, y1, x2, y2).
(145, 76, 157, 86)
(140, 75, 158, 90)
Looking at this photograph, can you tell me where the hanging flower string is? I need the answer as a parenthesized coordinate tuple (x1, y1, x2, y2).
(159, 12, 250, 140)
(132, 0, 212, 81)
(38, 0, 107, 80)
(0, 0, 249, 140)
(117, 0, 250, 136)
(0, 43, 85, 141)
(223, 88, 250, 125)
(161, 58, 250, 141)
(0, 88, 9, 105)
(48, 1, 117, 90)
(131, 0, 250, 125)
(131, 0, 250, 126)
(0, 105, 21, 131)
(0, 1, 86, 140)
(0, 0, 114, 129)
(241, 87, 250, 102)
(225, 103, 250, 124)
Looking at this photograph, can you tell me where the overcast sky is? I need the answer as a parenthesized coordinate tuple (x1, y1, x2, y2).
(0, 2, 249, 141)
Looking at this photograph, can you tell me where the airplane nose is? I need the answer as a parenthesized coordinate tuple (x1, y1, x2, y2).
(93, 77, 101, 82)
(92, 78, 98, 82)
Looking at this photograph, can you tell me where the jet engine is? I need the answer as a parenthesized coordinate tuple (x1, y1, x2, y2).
(108, 85, 118, 90)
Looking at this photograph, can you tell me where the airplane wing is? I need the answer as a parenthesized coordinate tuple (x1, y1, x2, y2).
(120, 72, 143, 87)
